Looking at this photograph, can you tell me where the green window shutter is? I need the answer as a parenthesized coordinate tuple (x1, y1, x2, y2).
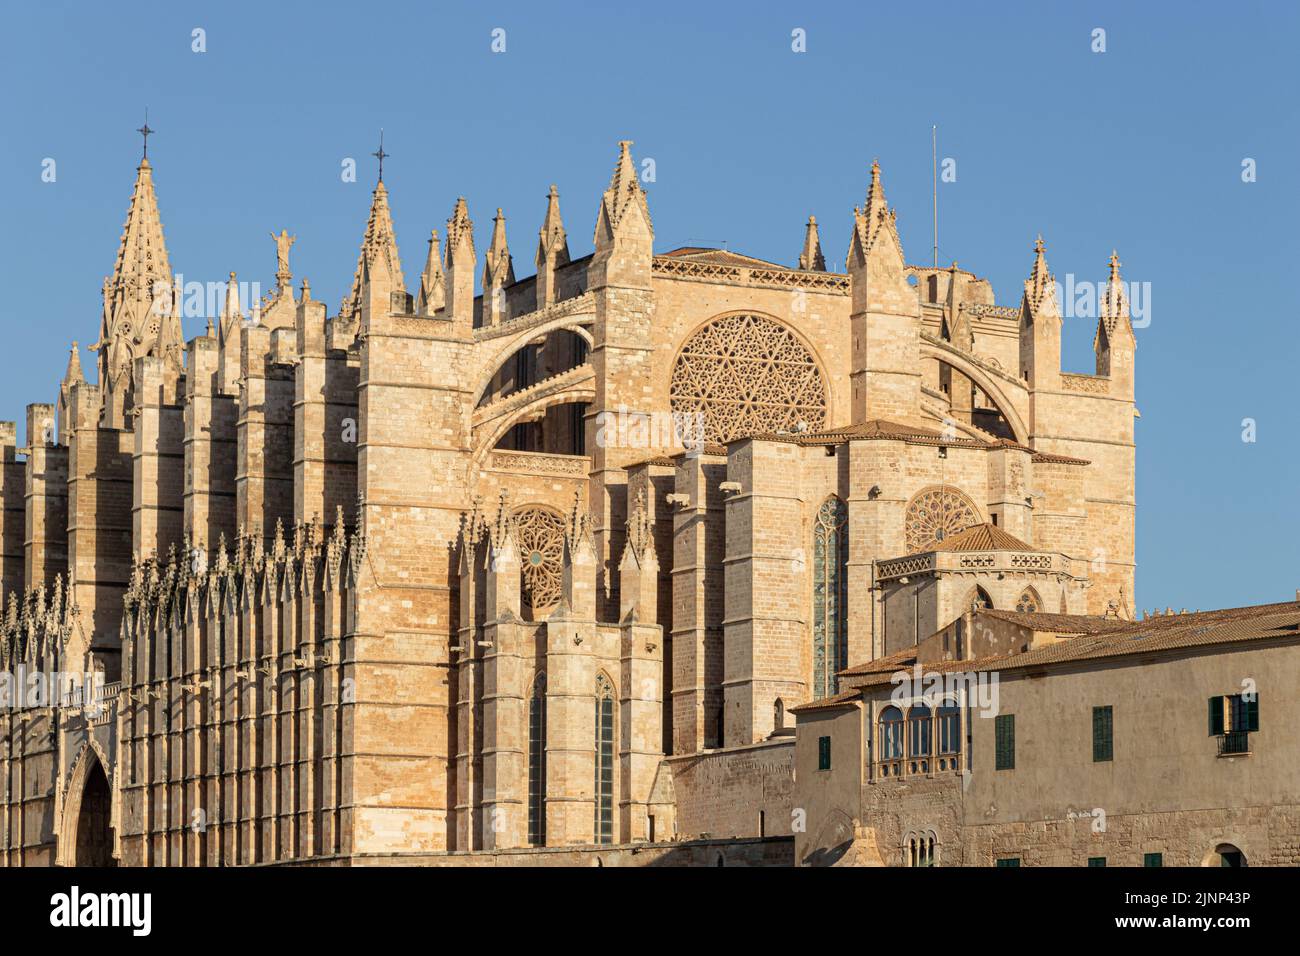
(1247, 696, 1259, 732)
(995, 857, 1021, 868)
(1092, 706, 1113, 762)
(1088, 857, 1106, 867)
(995, 714, 1015, 770)
(818, 735, 831, 771)
(1208, 696, 1224, 736)
(1144, 852, 1163, 867)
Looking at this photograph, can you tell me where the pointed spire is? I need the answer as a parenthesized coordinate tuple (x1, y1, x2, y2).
(594, 140, 653, 247)
(849, 159, 903, 267)
(444, 197, 475, 269)
(798, 216, 825, 271)
(1023, 235, 1058, 318)
(417, 230, 445, 315)
(535, 185, 571, 310)
(863, 160, 890, 232)
(482, 208, 515, 290)
(443, 198, 477, 332)
(536, 185, 570, 267)
(64, 341, 84, 386)
(1094, 249, 1135, 383)
(218, 271, 242, 344)
(97, 149, 181, 415)
(1100, 249, 1129, 331)
(341, 180, 405, 320)
(109, 154, 172, 297)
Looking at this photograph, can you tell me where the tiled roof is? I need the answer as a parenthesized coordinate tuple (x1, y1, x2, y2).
(788, 688, 862, 714)
(623, 454, 677, 469)
(929, 522, 1036, 553)
(659, 247, 790, 270)
(1030, 451, 1091, 465)
(747, 418, 988, 449)
(979, 609, 1125, 635)
(989, 438, 1091, 466)
(838, 646, 917, 677)
(837, 602, 1300, 690)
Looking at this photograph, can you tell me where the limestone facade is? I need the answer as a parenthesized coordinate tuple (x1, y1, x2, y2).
(0, 140, 1136, 865)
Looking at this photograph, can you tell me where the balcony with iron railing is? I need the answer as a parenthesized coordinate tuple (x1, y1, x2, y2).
(1217, 731, 1252, 756)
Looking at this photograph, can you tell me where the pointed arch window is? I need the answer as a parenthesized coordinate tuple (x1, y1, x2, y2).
(1015, 588, 1041, 614)
(966, 586, 994, 611)
(528, 674, 547, 846)
(813, 496, 849, 700)
(594, 674, 615, 845)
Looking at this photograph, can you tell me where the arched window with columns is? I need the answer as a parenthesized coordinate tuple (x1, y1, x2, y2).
(879, 705, 905, 777)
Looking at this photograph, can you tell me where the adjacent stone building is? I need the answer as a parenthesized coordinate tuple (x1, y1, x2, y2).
(792, 602, 1300, 867)
(0, 137, 1138, 865)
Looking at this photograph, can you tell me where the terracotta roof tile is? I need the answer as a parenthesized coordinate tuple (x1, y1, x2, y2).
(1030, 451, 1091, 465)
(788, 688, 862, 714)
(838, 602, 1300, 689)
(659, 247, 790, 270)
(980, 609, 1125, 634)
(839, 646, 918, 677)
(929, 522, 1036, 553)
(744, 418, 989, 448)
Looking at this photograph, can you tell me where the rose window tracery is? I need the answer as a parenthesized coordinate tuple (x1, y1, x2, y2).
(514, 506, 566, 613)
(669, 313, 828, 444)
(903, 487, 980, 554)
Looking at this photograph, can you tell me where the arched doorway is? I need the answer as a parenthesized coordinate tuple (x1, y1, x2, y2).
(70, 755, 116, 867)
(1203, 843, 1247, 867)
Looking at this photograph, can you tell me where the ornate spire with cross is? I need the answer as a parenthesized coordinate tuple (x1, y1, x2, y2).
(137, 110, 154, 161)
(372, 129, 389, 183)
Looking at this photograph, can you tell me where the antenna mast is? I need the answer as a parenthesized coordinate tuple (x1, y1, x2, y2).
(932, 125, 938, 268)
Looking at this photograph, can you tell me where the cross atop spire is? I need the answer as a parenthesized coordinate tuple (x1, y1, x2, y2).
(137, 110, 154, 161)
(372, 130, 389, 182)
(1108, 249, 1122, 280)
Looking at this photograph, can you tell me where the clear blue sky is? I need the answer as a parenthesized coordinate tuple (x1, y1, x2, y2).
(1, 0, 1296, 612)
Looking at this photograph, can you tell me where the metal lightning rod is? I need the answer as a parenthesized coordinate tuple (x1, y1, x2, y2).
(932, 125, 939, 269)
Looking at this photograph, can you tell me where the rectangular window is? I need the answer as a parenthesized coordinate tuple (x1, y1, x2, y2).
(1210, 694, 1260, 755)
(1144, 852, 1163, 867)
(995, 857, 1021, 868)
(1088, 857, 1107, 867)
(938, 708, 960, 755)
(595, 694, 614, 844)
(817, 735, 832, 771)
(1092, 705, 1113, 762)
(527, 684, 547, 846)
(995, 714, 1015, 770)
